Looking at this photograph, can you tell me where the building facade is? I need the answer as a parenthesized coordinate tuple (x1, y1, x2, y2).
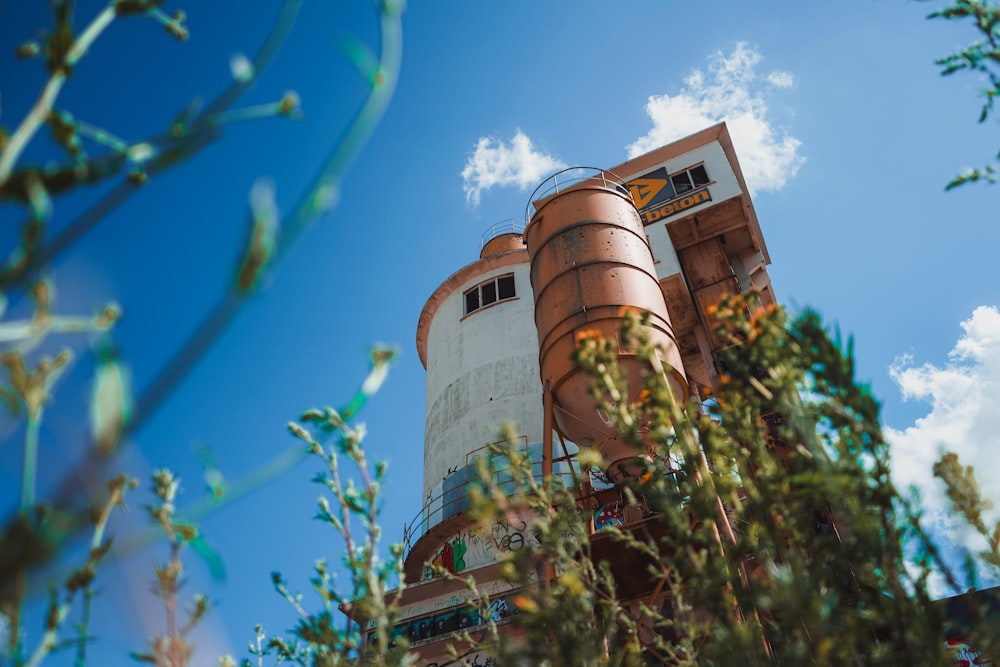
(379, 122, 775, 664)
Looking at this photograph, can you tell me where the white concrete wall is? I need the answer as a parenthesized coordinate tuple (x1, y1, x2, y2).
(645, 223, 683, 278)
(422, 261, 543, 497)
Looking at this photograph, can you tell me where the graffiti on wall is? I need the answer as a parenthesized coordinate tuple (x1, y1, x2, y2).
(422, 514, 541, 580)
(593, 502, 624, 530)
(946, 635, 993, 666)
(425, 651, 494, 667)
(377, 594, 518, 647)
(428, 536, 468, 575)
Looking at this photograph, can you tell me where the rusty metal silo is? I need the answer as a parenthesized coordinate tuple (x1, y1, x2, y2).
(525, 169, 687, 484)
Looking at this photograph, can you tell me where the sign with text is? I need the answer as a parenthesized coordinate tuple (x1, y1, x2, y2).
(626, 167, 712, 225)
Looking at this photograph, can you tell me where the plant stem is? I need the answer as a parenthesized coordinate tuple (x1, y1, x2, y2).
(0, 6, 116, 188)
(23, 602, 71, 667)
(0, 75, 67, 189)
(9, 572, 25, 664)
(163, 537, 184, 666)
(73, 589, 94, 667)
(21, 410, 42, 513)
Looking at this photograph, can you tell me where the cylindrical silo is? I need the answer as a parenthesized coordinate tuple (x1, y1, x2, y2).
(525, 169, 687, 483)
(416, 232, 541, 499)
(406, 228, 557, 578)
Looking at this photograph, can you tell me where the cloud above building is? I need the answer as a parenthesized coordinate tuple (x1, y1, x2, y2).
(627, 42, 804, 195)
(462, 130, 567, 208)
(886, 305, 1000, 590)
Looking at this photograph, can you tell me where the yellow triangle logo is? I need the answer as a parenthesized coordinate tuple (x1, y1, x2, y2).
(628, 178, 668, 209)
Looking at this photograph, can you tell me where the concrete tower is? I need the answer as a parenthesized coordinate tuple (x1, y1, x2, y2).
(366, 122, 775, 664)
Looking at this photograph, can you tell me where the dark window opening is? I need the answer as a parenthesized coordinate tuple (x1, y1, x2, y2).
(482, 281, 497, 306)
(463, 273, 517, 316)
(667, 164, 710, 198)
(497, 275, 515, 300)
(690, 164, 710, 187)
(671, 172, 693, 194)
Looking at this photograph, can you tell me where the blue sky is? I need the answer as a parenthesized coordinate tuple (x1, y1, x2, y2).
(1, 0, 999, 663)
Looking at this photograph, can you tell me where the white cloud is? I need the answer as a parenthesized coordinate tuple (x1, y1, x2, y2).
(626, 42, 804, 195)
(766, 71, 794, 89)
(886, 305, 1000, 592)
(461, 130, 567, 208)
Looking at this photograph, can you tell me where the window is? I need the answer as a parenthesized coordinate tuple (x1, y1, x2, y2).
(669, 164, 710, 195)
(464, 274, 516, 315)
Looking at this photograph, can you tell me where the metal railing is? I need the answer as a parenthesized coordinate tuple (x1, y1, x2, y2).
(525, 167, 633, 221)
(480, 218, 526, 248)
(401, 440, 578, 557)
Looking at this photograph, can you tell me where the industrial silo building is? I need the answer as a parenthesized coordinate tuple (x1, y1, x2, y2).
(370, 122, 776, 664)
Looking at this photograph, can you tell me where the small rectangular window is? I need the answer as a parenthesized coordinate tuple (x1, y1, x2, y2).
(465, 290, 479, 314)
(463, 273, 516, 316)
(482, 281, 497, 306)
(497, 275, 515, 300)
(671, 172, 694, 194)
(663, 164, 710, 202)
(690, 164, 709, 187)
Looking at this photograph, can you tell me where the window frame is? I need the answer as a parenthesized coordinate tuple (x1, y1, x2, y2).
(667, 163, 711, 198)
(463, 273, 517, 317)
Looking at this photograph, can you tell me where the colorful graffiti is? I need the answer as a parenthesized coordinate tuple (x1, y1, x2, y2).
(429, 536, 468, 574)
(379, 594, 518, 647)
(593, 502, 625, 530)
(939, 586, 1000, 666)
(422, 514, 540, 580)
(946, 635, 993, 666)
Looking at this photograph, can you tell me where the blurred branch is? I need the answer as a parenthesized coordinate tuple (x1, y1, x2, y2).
(0, 0, 305, 291)
(126, 0, 403, 436)
(5, 0, 399, 507)
(20, 346, 397, 604)
(13, 475, 134, 667)
(0, 6, 117, 189)
(2, 0, 404, 615)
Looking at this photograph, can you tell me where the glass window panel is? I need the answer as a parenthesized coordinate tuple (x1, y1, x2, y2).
(482, 281, 497, 305)
(671, 172, 693, 194)
(690, 165, 709, 187)
(465, 290, 479, 314)
(497, 275, 515, 300)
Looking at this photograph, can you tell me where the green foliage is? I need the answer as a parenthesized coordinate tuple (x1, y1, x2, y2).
(927, 0, 1000, 188)
(131, 470, 210, 667)
(386, 299, 998, 666)
(0, 0, 404, 664)
(254, 399, 410, 667)
(464, 431, 627, 667)
(934, 453, 1000, 573)
(0, 475, 136, 667)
